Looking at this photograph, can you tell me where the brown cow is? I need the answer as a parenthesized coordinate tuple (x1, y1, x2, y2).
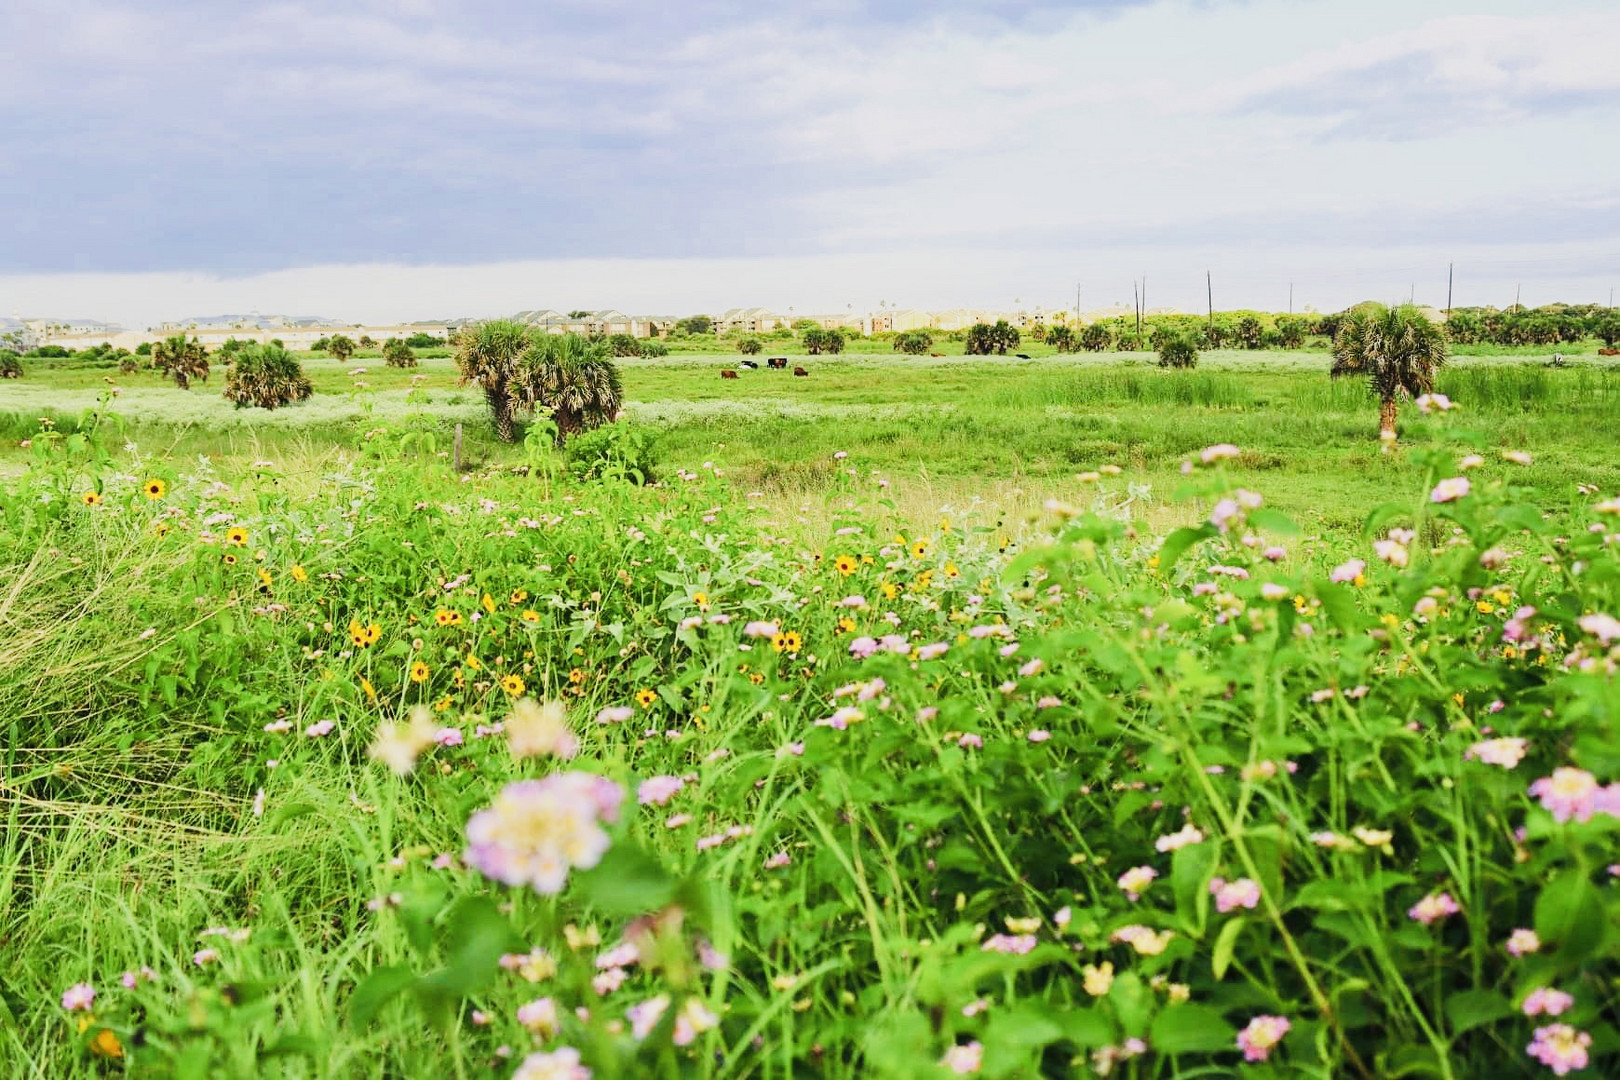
(720, 370, 739, 379)
(793, 366, 808, 377)
(767, 357, 788, 369)
(1600, 348, 1619, 356)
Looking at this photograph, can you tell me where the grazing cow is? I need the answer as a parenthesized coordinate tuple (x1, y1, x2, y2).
(930, 352, 944, 357)
(1600, 348, 1619, 356)
(793, 366, 809, 377)
(720, 370, 739, 379)
(739, 360, 758, 369)
(767, 357, 788, 369)
(1015, 353, 1031, 359)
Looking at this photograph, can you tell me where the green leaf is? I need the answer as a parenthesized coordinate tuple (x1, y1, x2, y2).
(1157, 525, 1215, 573)
(349, 965, 417, 1029)
(1056, 1008, 1115, 1048)
(1149, 1003, 1236, 1055)
(1312, 580, 1362, 632)
(1534, 871, 1607, 962)
(416, 896, 519, 1000)
(1247, 508, 1302, 537)
(173, 1039, 216, 1080)
(1443, 989, 1513, 1037)
(1211, 916, 1246, 980)
(1362, 502, 1412, 540)
(574, 842, 676, 916)
(1170, 841, 1216, 934)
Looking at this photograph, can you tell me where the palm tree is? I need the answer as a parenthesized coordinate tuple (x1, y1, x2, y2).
(1330, 303, 1448, 441)
(222, 343, 313, 409)
(328, 335, 356, 363)
(150, 334, 211, 389)
(454, 319, 532, 442)
(515, 333, 623, 447)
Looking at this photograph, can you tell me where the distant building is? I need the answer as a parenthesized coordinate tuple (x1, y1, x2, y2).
(714, 307, 790, 335)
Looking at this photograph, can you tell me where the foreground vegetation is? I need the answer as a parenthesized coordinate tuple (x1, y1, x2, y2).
(1, 359, 1617, 1076)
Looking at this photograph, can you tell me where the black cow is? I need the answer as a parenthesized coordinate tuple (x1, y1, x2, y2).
(767, 357, 789, 369)
(739, 360, 759, 369)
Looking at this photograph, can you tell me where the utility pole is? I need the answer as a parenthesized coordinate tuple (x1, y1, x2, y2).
(1447, 262, 1453, 316)
(1207, 271, 1213, 328)
(1289, 282, 1293, 314)
(1075, 282, 1082, 324)
(1514, 284, 1521, 314)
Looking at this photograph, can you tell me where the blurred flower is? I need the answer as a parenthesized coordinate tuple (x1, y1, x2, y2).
(1237, 1016, 1291, 1062)
(1155, 824, 1204, 852)
(513, 1047, 591, 1080)
(1528, 768, 1600, 823)
(518, 997, 559, 1037)
(1210, 877, 1261, 913)
(505, 698, 579, 760)
(981, 933, 1037, 955)
(1526, 1024, 1590, 1075)
(1407, 892, 1460, 925)
(463, 774, 625, 894)
(1465, 737, 1527, 769)
(939, 1042, 983, 1075)
(1506, 928, 1541, 957)
(1082, 962, 1114, 996)
(1200, 444, 1240, 465)
(61, 984, 95, 1011)
(368, 706, 439, 775)
(1116, 866, 1157, 900)
(1522, 988, 1574, 1017)
(1430, 477, 1471, 503)
(637, 776, 684, 806)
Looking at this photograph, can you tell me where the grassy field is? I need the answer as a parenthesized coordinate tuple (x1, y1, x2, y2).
(1, 349, 1617, 1077)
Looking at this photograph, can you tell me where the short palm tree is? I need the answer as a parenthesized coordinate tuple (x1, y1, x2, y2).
(515, 333, 624, 446)
(455, 319, 533, 442)
(222, 343, 313, 409)
(1330, 303, 1448, 441)
(150, 334, 211, 389)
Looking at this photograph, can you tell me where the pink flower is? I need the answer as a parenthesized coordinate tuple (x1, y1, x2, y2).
(765, 851, 791, 869)
(1526, 1024, 1591, 1075)
(917, 642, 949, 660)
(838, 594, 866, 608)
(1329, 558, 1366, 584)
(1017, 658, 1044, 677)
(463, 774, 625, 894)
(637, 776, 684, 806)
(434, 726, 464, 747)
(1522, 988, 1574, 1017)
(1407, 892, 1461, 925)
(940, 1041, 983, 1075)
(1506, 928, 1541, 957)
(1262, 545, 1287, 561)
(1577, 613, 1620, 645)
(1237, 1015, 1291, 1062)
(1430, 477, 1471, 503)
(879, 634, 910, 654)
(1210, 877, 1261, 913)
(304, 719, 334, 737)
(1116, 866, 1157, 900)
(596, 706, 633, 724)
(513, 1046, 592, 1080)
(980, 934, 1037, 955)
(1036, 695, 1062, 709)
(517, 997, 559, 1035)
(848, 636, 878, 659)
(1156, 824, 1204, 852)
(742, 621, 779, 639)
(958, 733, 983, 749)
(193, 948, 220, 966)
(1026, 729, 1051, 743)
(1528, 768, 1601, 823)
(1465, 737, 1528, 769)
(1200, 443, 1240, 465)
(61, 983, 95, 1011)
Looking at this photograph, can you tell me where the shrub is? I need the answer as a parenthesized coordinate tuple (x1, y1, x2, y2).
(737, 337, 763, 355)
(135, 342, 153, 356)
(1080, 322, 1113, 351)
(1275, 315, 1308, 349)
(802, 328, 845, 355)
(150, 334, 211, 389)
(563, 422, 655, 482)
(0, 351, 22, 379)
(607, 334, 643, 358)
(311, 336, 331, 353)
(222, 343, 314, 409)
(383, 339, 418, 368)
(675, 315, 713, 336)
(964, 321, 1019, 355)
(1156, 333, 1199, 369)
(1046, 325, 1077, 352)
(358, 335, 376, 348)
(1235, 315, 1266, 349)
(328, 335, 356, 363)
(26, 345, 71, 358)
(405, 332, 442, 348)
(893, 330, 933, 355)
(638, 339, 669, 358)
(513, 333, 624, 446)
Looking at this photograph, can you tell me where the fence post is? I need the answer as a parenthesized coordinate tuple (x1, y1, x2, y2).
(453, 423, 463, 471)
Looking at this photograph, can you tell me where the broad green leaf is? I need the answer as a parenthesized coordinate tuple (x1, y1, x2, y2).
(574, 842, 677, 916)
(1149, 1003, 1236, 1055)
(1211, 916, 1246, 980)
(1534, 871, 1607, 962)
(1443, 989, 1512, 1037)
(1157, 525, 1215, 573)
(349, 965, 417, 1029)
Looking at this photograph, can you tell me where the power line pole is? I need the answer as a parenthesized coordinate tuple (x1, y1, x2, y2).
(1447, 262, 1453, 316)
(1207, 271, 1213, 328)
(1514, 284, 1521, 314)
(1133, 280, 1140, 336)
(1288, 282, 1293, 314)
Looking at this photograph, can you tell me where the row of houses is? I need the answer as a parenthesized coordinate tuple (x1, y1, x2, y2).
(27, 322, 451, 352)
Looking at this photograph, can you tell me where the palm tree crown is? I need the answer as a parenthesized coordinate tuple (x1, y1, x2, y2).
(455, 319, 533, 442)
(1330, 303, 1448, 439)
(515, 333, 624, 446)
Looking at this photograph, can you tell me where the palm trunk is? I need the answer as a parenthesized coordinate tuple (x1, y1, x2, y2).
(553, 408, 580, 449)
(1378, 397, 1398, 441)
(486, 383, 515, 442)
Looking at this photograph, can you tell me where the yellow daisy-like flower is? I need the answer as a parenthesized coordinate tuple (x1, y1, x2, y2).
(410, 660, 430, 683)
(500, 674, 525, 696)
(360, 677, 377, 701)
(256, 568, 273, 589)
(944, 562, 960, 579)
(520, 609, 541, 623)
(153, 521, 170, 538)
(836, 616, 856, 634)
(833, 554, 857, 577)
(692, 590, 709, 608)
(782, 630, 803, 652)
(568, 667, 586, 685)
(290, 565, 308, 582)
(635, 687, 657, 708)
(81, 491, 102, 506)
(482, 593, 497, 614)
(881, 582, 898, 600)
(225, 527, 249, 546)
(911, 539, 929, 559)
(510, 589, 529, 605)
(748, 671, 765, 685)
(142, 478, 166, 500)
(465, 654, 482, 672)
(452, 669, 466, 690)
(771, 632, 789, 653)
(434, 608, 461, 627)
(223, 553, 238, 566)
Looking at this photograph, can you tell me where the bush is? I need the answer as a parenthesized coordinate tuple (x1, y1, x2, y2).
(802, 328, 845, 355)
(26, 345, 71, 358)
(383, 339, 418, 368)
(607, 334, 643, 358)
(135, 342, 153, 356)
(675, 315, 713, 336)
(405, 333, 442, 348)
(965, 321, 1019, 355)
(1080, 322, 1113, 351)
(1156, 333, 1199, 368)
(638, 339, 669, 358)
(328, 335, 356, 363)
(1046, 325, 1077, 352)
(222, 343, 314, 409)
(893, 330, 933, 355)
(737, 337, 763, 355)
(563, 422, 656, 483)
(0, 351, 22, 378)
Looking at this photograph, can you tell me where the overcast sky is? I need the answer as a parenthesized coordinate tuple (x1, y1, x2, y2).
(2, 0, 1617, 326)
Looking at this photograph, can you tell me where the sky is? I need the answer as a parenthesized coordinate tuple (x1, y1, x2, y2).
(2, 0, 1618, 326)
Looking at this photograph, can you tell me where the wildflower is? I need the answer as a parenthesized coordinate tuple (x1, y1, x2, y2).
(289, 565, 308, 582)
(61, 984, 95, 1011)
(501, 674, 527, 696)
(1210, 877, 1262, 913)
(917, 642, 949, 660)
(1465, 737, 1527, 769)
(193, 948, 220, 966)
(635, 688, 657, 709)
(1111, 925, 1174, 955)
(1082, 962, 1114, 996)
(434, 608, 462, 627)
(81, 490, 102, 506)
(1117, 866, 1157, 900)
(1199, 443, 1240, 464)
(818, 706, 864, 730)
(1430, 477, 1471, 503)
(1528, 768, 1601, 823)
(833, 554, 858, 577)
(1407, 892, 1461, 925)
(982, 933, 1037, 955)
(743, 620, 779, 639)
(304, 719, 334, 737)
(409, 660, 430, 683)
(142, 478, 166, 499)
(1237, 1016, 1291, 1062)
(958, 733, 983, 749)
(1329, 558, 1366, 584)
(463, 774, 625, 894)
(1506, 928, 1541, 957)
(226, 526, 249, 545)
(1353, 826, 1393, 848)
(1577, 612, 1620, 644)
(940, 1042, 983, 1075)
(505, 698, 579, 760)
(1017, 658, 1044, 677)
(596, 706, 632, 724)
(1026, 729, 1051, 743)
(1503, 450, 1533, 465)
(911, 539, 928, 559)
(1373, 538, 1409, 567)
(1156, 824, 1205, 852)
(517, 997, 559, 1036)
(1522, 988, 1574, 1017)
(637, 776, 684, 806)
(368, 706, 439, 775)
(1415, 393, 1453, 414)
(513, 1047, 592, 1080)
(434, 727, 463, 747)
(1526, 1024, 1591, 1075)
(765, 851, 791, 869)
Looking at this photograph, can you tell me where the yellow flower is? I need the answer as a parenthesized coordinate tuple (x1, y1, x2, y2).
(692, 590, 710, 607)
(256, 568, 273, 589)
(465, 654, 482, 671)
(749, 671, 765, 685)
(501, 674, 526, 696)
(482, 593, 497, 614)
(290, 565, 308, 582)
(568, 667, 586, 684)
(410, 660, 430, 683)
(435, 609, 461, 627)
(881, 582, 898, 600)
(782, 630, 803, 652)
(142, 478, 166, 500)
(1476, 600, 1494, 614)
(837, 616, 856, 634)
(81, 491, 102, 506)
(153, 521, 169, 538)
(510, 589, 529, 605)
(521, 609, 541, 623)
(771, 632, 789, 653)
(89, 1028, 123, 1059)
(223, 553, 238, 566)
(360, 678, 377, 701)
(1146, 555, 1160, 569)
(635, 688, 657, 708)
(1353, 826, 1393, 848)
(944, 562, 960, 579)
(226, 527, 249, 546)
(1082, 962, 1114, 997)
(911, 539, 929, 559)
(833, 554, 857, 576)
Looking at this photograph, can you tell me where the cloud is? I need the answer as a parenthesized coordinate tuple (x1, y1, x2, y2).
(1214, 13, 1620, 138)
